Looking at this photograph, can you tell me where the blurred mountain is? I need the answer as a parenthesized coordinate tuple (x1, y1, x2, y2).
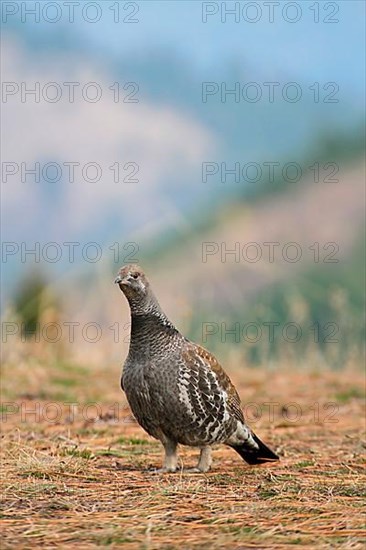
(40, 158, 363, 366)
(2, 3, 365, 307)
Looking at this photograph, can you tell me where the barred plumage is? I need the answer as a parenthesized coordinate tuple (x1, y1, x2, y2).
(115, 264, 279, 472)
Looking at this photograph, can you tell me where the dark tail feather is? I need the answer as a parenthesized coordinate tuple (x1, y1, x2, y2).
(231, 433, 279, 465)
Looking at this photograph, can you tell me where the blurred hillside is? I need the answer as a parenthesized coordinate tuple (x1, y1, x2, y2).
(122, 157, 365, 369)
(4, 152, 363, 370)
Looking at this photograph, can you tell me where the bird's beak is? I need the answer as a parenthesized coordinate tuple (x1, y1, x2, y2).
(114, 275, 123, 284)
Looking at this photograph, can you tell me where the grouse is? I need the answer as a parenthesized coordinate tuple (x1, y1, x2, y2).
(115, 264, 279, 472)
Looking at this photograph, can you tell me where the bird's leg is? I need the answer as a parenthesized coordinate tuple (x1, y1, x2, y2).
(186, 446, 212, 473)
(154, 440, 177, 473)
(197, 446, 212, 472)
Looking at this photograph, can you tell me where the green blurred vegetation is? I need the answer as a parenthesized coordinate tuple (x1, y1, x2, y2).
(13, 271, 58, 339)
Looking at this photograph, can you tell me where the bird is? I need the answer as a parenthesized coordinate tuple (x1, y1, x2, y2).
(115, 264, 279, 473)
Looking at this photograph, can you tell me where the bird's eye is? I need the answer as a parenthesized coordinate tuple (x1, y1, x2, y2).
(131, 273, 139, 279)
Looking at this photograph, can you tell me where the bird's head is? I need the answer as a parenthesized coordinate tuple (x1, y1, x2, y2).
(115, 264, 174, 326)
(114, 265, 150, 302)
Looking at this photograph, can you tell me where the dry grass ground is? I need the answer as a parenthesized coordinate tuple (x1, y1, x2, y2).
(1, 356, 365, 549)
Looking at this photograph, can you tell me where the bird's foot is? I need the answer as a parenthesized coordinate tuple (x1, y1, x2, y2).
(185, 467, 202, 474)
(150, 466, 177, 474)
(195, 447, 212, 473)
(186, 464, 211, 473)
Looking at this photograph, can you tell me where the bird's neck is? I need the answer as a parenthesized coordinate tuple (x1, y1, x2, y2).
(131, 310, 177, 334)
(127, 296, 180, 359)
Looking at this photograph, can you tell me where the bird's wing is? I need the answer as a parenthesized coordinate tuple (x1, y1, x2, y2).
(181, 341, 245, 425)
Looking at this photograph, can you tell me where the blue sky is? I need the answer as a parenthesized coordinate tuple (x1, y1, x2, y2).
(4, 1, 365, 99)
(77, 0, 365, 103)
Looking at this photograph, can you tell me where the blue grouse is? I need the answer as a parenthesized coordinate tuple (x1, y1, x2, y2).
(115, 264, 279, 472)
